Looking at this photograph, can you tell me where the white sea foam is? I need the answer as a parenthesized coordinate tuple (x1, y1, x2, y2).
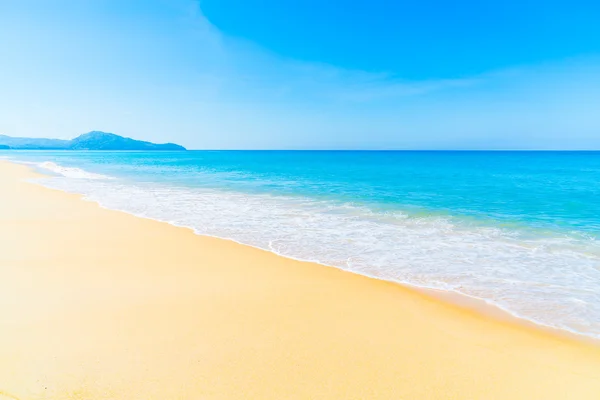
(36, 161, 114, 180)
(29, 166, 600, 339)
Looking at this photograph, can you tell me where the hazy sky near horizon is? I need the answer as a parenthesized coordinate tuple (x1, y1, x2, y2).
(1, 0, 600, 149)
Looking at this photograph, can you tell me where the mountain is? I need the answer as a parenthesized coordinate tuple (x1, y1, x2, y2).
(69, 131, 186, 150)
(0, 135, 70, 149)
(0, 131, 186, 151)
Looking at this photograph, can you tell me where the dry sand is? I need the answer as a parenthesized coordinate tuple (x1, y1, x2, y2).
(1, 161, 600, 399)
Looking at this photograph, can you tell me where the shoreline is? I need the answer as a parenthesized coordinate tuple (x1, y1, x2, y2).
(414, 285, 600, 345)
(2, 160, 600, 399)
(23, 161, 599, 344)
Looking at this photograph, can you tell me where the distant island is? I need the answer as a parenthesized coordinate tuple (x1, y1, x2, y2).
(0, 131, 186, 151)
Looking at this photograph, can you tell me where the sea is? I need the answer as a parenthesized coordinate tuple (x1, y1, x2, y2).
(3, 150, 600, 339)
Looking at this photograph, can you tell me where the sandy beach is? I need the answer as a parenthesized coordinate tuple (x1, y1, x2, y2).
(1, 160, 600, 400)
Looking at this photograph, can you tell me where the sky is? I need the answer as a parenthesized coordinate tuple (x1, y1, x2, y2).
(1, 0, 600, 149)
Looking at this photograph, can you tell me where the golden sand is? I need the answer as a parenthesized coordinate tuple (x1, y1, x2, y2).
(1, 161, 600, 399)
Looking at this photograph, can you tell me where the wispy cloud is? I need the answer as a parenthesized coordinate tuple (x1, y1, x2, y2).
(322, 76, 480, 102)
(182, 3, 484, 104)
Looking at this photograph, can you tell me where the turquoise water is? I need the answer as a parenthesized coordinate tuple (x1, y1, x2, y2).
(4, 150, 600, 338)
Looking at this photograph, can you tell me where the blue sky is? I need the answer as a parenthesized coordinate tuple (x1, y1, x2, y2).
(1, 0, 599, 149)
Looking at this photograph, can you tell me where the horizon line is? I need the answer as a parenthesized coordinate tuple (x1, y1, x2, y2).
(4, 148, 600, 152)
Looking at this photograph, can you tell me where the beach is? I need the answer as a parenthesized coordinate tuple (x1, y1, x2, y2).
(1, 160, 600, 399)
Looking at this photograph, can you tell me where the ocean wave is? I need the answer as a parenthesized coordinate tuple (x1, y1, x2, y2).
(30, 173, 600, 340)
(36, 161, 114, 180)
